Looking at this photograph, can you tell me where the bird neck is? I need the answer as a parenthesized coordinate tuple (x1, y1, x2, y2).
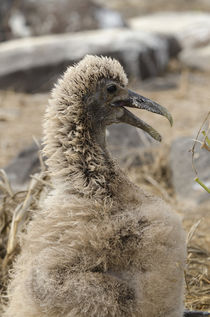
(44, 107, 123, 201)
(92, 125, 106, 149)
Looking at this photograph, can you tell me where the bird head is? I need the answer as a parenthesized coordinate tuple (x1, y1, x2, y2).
(52, 55, 172, 142)
(84, 77, 172, 142)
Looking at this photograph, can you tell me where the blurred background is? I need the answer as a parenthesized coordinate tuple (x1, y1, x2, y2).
(0, 0, 210, 312)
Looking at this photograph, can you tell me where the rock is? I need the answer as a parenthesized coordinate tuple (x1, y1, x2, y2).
(0, 29, 180, 92)
(129, 12, 210, 71)
(2, 0, 126, 41)
(94, 7, 126, 29)
(179, 45, 210, 71)
(0, 0, 14, 41)
(140, 73, 179, 91)
(4, 142, 41, 191)
(170, 137, 210, 205)
(129, 12, 210, 49)
(107, 124, 157, 167)
(3, 126, 157, 191)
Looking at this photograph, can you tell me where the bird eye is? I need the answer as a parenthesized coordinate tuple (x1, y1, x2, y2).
(107, 84, 117, 94)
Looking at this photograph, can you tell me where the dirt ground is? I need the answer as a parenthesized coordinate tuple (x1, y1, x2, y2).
(99, 0, 210, 18)
(0, 67, 210, 310)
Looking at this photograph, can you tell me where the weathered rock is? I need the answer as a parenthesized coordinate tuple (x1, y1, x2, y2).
(3, 142, 41, 191)
(107, 124, 157, 167)
(3, 125, 157, 191)
(0, 29, 180, 92)
(1, 0, 126, 41)
(179, 45, 210, 71)
(140, 73, 179, 91)
(0, 0, 14, 42)
(129, 12, 210, 49)
(170, 137, 210, 205)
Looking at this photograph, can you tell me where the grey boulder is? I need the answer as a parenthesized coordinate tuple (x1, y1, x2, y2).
(179, 45, 210, 71)
(170, 137, 210, 205)
(0, 29, 180, 92)
(129, 12, 210, 49)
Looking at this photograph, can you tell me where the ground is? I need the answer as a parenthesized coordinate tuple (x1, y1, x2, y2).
(0, 67, 210, 311)
(99, 0, 210, 18)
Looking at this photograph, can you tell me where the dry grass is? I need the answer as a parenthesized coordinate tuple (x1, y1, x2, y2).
(185, 222, 210, 311)
(0, 161, 50, 309)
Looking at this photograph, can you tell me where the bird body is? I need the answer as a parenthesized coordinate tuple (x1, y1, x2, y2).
(3, 56, 186, 317)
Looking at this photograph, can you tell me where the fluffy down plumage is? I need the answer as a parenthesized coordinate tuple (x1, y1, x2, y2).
(3, 55, 186, 317)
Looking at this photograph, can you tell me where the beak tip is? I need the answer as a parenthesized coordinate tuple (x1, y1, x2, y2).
(163, 111, 173, 127)
(169, 116, 173, 127)
(152, 132, 162, 142)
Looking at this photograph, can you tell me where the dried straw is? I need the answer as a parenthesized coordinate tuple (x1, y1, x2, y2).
(185, 220, 210, 311)
(0, 158, 50, 301)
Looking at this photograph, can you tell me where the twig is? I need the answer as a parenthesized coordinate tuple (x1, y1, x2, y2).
(0, 169, 13, 197)
(191, 112, 210, 193)
(191, 111, 210, 175)
(187, 219, 202, 245)
(144, 175, 173, 203)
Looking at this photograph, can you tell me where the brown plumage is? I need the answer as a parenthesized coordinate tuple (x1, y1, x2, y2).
(3, 55, 186, 317)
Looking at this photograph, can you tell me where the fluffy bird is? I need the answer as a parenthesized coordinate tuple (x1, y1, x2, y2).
(3, 55, 186, 317)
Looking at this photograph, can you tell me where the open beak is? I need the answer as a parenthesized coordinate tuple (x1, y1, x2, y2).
(111, 89, 173, 142)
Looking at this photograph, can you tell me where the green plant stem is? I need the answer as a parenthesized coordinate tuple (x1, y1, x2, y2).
(195, 177, 210, 194)
(202, 130, 210, 147)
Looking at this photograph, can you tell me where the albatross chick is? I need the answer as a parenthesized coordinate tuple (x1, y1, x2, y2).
(3, 55, 186, 317)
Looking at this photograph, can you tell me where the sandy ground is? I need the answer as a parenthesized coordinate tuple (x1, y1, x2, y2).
(0, 91, 48, 167)
(0, 68, 209, 310)
(100, 0, 210, 18)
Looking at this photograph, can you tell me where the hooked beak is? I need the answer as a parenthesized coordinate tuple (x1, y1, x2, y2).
(111, 89, 173, 142)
